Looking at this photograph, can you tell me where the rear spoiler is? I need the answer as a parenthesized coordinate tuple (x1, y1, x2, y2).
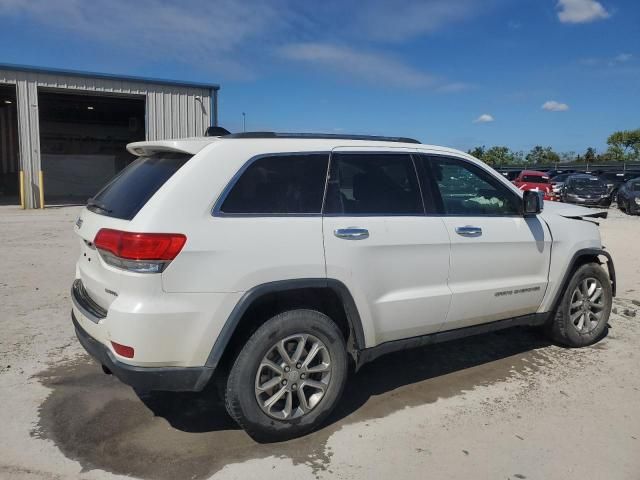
(126, 139, 215, 156)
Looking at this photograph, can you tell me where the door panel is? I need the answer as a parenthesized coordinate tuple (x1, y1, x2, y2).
(323, 217, 451, 344)
(322, 150, 452, 346)
(419, 154, 551, 330)
(442, 216, 550, 329)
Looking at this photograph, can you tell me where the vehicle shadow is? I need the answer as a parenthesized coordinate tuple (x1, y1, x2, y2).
(137, 326, 556, 436)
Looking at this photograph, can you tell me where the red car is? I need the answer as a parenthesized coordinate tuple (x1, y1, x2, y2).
(513, 170, 555, 201)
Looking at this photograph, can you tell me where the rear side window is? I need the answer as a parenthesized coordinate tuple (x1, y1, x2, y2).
(88, 152, 191, 220)
(324, 153, 424, 215)
(219, 154, 329, 214)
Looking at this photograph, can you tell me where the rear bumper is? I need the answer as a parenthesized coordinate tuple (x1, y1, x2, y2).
(72, 311, 214, 392)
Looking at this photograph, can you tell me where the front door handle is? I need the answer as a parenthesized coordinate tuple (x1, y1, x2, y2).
(455, 225, 482, 237)
(334, 228, 369, 240)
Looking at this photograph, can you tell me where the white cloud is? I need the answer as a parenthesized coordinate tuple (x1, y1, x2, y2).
(542, 101, 570, 112)
(473, 114, 495, 123)
(507, 20, 522, 30)
(0, 0, 477, 89)
(0, 0, 286, 77)
(354, 0, 486, 42)
(580, 53, 634, 67)
(279, 43, 440, 89)
(613, 53, 633, 63)
(557, 0, 610, 24)
(436, 82, 474, 93)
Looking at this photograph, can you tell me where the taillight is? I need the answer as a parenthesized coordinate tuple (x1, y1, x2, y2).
(94, 229, 186, 273)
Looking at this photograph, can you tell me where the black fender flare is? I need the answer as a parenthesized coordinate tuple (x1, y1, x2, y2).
(549, 248, 616, 313)
(204, 278, 366, 369)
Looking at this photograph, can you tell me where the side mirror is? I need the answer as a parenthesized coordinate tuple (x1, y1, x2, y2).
(523, 190, 543, 215)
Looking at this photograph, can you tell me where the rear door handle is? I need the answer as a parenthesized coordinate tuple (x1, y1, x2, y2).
(334, 228, 369, 240)
(455, 225, 482, 237)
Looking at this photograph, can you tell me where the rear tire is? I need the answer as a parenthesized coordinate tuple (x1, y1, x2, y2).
(545, 263, 612, 347)
(225, 309, 348, 442)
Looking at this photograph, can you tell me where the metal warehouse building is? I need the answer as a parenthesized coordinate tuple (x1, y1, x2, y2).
(0, 63, 219, 208)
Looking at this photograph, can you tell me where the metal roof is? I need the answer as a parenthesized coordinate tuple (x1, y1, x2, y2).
(0, 62, 219, 91)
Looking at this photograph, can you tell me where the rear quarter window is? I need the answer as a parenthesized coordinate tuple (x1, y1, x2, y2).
(88, 152, 191, 220)
(219, 153, 329, 215)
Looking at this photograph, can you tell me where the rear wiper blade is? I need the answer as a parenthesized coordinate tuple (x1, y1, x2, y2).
(86, 199, 113, 213)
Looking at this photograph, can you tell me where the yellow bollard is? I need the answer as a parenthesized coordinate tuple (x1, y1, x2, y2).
(19, 171, 25, 209)
(39, 170, 45, 209)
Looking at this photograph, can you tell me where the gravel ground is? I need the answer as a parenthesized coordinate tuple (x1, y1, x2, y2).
(0, 205, 639, 480)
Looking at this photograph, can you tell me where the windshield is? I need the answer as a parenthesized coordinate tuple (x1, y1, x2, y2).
(569, 177, 606, 189)
(629, 180, 640, 192)
(521, 175, 548, 183)
(88, 152, 191, 220)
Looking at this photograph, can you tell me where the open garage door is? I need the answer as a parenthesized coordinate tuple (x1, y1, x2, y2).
(38, 90, 145, 205)
(0, 84, 19, 205)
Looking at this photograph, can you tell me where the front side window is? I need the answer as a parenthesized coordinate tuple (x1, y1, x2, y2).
(323, 153, 424, 215)
(219, 153, 329, 214)
(421, 156, 521, 216)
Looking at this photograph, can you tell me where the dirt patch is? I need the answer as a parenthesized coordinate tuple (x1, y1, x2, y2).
(34, 327, 555, 479)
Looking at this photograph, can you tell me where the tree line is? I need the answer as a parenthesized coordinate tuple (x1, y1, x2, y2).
(468, 128, 640, 167)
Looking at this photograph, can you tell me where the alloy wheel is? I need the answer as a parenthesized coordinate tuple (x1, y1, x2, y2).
(569, 277, 605, 334)
(254, 334, 332, 420)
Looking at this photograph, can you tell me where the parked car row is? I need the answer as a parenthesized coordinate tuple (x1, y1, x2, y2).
(498, 167, 640, 214)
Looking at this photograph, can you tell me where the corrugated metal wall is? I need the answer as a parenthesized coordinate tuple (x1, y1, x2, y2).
(0, 68, 214, 208)
(0, 95, 18, 175)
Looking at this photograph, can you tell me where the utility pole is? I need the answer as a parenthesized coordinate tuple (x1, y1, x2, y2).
(242, 112, 246, 132)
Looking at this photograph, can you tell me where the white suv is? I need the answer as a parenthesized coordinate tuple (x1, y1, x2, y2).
(71, 133, 615, 441)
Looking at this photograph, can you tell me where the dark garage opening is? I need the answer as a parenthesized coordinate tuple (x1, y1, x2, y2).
(38, 90, 145, 204)
(0, 84, 20, 205)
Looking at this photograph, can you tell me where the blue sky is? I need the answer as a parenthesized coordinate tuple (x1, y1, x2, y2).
(0, 0, 638, 153)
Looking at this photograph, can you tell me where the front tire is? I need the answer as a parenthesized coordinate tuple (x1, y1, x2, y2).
(545, 263, 612, 347)
(225, 309, 348, 442)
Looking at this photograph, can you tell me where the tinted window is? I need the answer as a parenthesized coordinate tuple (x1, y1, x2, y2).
(568, 177, 606, 188)
(88, 152, 191, 220)
(220, 154, 329, 214)
(324, 153, 423, 215)
(521, 175, 548, 183)
(425, 156, 520, 216)
(600, 172, 625, 182)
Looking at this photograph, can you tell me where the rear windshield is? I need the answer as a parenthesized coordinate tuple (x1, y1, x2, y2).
(87, 152, 191, 220)
(521, 175, 548, 183)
